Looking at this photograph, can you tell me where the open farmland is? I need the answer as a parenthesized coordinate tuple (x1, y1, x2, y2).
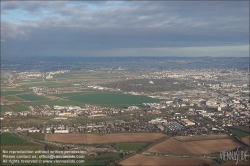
(16, 94, 48, 101)
(17, 71, 129, 88)
(147, 138, 244, 155)
(174, 134, 230, 142)
(116, 142, 149, 151)
(0, 132, 33, 145)
(11, 105, 29, 112)
(241, 136, 250, 146)
(1, 87, 23, 91)
(53, 91, 98, 98)
(18, 81, 69, 88)
(0, 106, 11, 113)
(101, 78, 193, 93)
(1, 90, 27, 96)
(15, 118, 49, 125)
(3, 95, 26, 101)
(54, 92, 86, 98)
(22, 100, 80, 107)
(119, 154, 213, 166)
(45, 133, 165, 144)
(67, 92, 161, 108)
(224, 127, 250, 138)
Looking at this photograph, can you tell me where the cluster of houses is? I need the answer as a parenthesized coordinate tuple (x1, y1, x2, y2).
(2, 69, 249, 139)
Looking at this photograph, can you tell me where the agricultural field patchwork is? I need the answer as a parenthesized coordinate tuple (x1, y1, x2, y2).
(67, 92, 161, 108)
(0, 106, 12, 113)
(1, 90, 27, 96)
(22, 100, 81, 107)
(54, 92, 92, 98)
(119, 154, 214, 166)
(101, 78, 193, 93)
(18, 81, 68, 88)
(16, 94, 48, 101)
(224, 127, 250, 138)
(15, 118, 49, 125)
(0, 132, 33, 145)
(45, 133, 165, 144)
(147, 138, 244, 155)
(11, 105, 29, 112)
(116, 142, 149, 151)
(4, 95, 26, 101)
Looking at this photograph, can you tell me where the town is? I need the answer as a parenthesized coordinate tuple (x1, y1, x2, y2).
(1, 68, 249, 139)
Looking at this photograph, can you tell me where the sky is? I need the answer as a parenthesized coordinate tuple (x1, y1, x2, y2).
(1, 1, 249, 58)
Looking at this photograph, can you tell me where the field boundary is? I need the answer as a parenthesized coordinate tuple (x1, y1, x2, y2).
(44, 133, 166, 145)
(118, 135, 170, 163)
(173, 134, 230, 142)
(147, 137, 246, 155)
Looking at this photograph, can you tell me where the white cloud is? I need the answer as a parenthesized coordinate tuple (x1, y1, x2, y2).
(1, 1, 248, 57)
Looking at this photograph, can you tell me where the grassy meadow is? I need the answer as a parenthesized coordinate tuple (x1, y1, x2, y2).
(116, 142, 150, 151)
(16, 94, 48, 101)
(1, 90, 27, 96)
(0, 132, 32, 145)
(0, 106, 12, 113)
(67, 92, 161, 108)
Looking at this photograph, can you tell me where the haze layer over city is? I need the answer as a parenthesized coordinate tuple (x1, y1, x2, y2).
(1, 1, 249, 166)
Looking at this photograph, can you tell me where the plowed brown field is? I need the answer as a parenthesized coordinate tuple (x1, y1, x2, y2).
(241, 136, 250, 146)
(119, 154, 213, 166)
(45, 133, 166, 144)
(147, 138, 243, 154)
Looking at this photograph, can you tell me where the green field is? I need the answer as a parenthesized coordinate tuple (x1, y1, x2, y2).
(1, 90, 27, 96)
(1, 87, 23, 90)
(16, 94, 48, 101)
(11, 105, 29, 112)
(19, 78, 43, 82)
(67, 92, 161, 108)
(0, 132, 32, 145)
(54, 92, 88, 98)
(116, 142, 149, 151)
(23, 100, 81, 107)
(0, 106, 12, 113)
(225, 127, 249, 138)
(0, 76, 8, 80)
(4, 95, 26, 101)
(83, 153, 123, 166)
(53, 72, 125, 79)
(16, 118, 50, 125)
(25, 133, 45, 141)
(19, 81, 69, 88)
(53, 90, 101, 98)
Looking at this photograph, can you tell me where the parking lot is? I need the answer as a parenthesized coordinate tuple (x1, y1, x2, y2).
(163, 122, 185, 131)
